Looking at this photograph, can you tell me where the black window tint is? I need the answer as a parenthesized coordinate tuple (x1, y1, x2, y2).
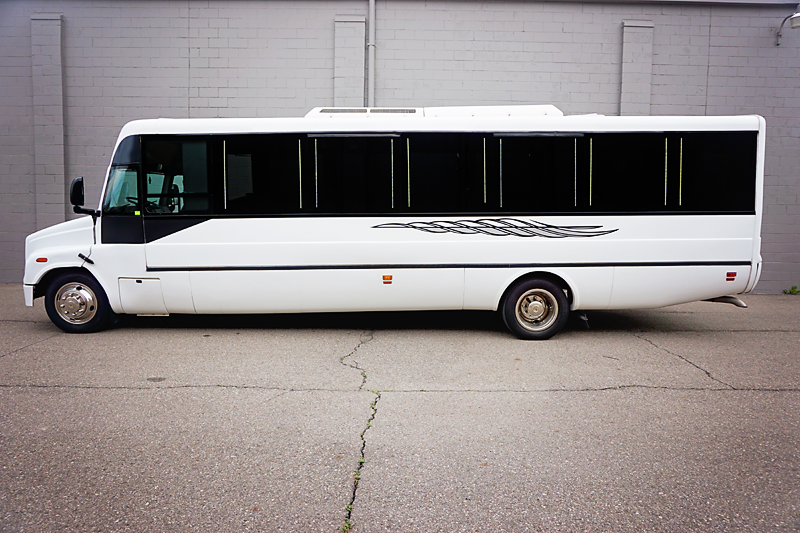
(139, 130, 757, 217)
(143, 137, 211, 214)
(224, 134, 302, 215)
(678, 132, 756, 213)
(226, 149, 253, 204)
(406, 133, 465, 213)
(499, 135, 581, 213)
(112, 135, 141, 165)
(314, 136, 395, 213)
(590, 133, 667, 212)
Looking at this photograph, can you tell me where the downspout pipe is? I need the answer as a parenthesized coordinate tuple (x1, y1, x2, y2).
(367, 0, 376, 107)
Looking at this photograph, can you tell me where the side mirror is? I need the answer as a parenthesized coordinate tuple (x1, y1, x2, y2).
(70, 176, 85, 207)
(70, 176, 99, 219)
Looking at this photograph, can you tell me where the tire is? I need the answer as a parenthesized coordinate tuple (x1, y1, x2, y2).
(44, 272, 113, 333)
(501, 278, 569, 340)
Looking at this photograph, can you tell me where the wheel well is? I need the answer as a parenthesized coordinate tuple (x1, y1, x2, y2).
(33, 267, 95, 300)
(499, 271, 574, 308)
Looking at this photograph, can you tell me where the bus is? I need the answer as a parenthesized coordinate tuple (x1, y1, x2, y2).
(22, 105, 765, 339)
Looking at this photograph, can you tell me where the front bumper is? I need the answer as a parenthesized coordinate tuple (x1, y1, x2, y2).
(23, 284, 34, 307)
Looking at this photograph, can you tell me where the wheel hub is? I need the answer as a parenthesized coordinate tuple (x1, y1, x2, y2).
(55, 284, 97, 324)
(523, 297, 546, 320)
(515, 288, 558, 332)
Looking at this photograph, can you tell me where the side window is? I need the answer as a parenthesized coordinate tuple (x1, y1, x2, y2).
(406, 133, 465, 213)
(314, 136, 395, 214)
(102, 166, 139, 214)
(584, 131, 756, 214)
(590, 133, 667, 212)
(498, 135, 582, 213)
(142, 137, 211, 214)
(679, 132, 756, 213)
(224, 134, 303, 215)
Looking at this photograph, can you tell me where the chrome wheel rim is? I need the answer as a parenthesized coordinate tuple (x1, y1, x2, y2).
(514, 288, 558, 332)
(54, 282, 97, 325)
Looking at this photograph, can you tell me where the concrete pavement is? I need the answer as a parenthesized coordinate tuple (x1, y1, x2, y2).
(0, 284, 797, 532)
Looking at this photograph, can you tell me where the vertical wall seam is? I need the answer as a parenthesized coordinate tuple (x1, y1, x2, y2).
(31, 13, 67, 230)
(619, 19, 654, 116)
(334, 14, 366, 107)
(188, 0, 191, 118)
(704, 7, 713, 116)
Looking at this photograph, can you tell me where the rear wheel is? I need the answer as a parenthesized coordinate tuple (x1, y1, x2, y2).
(44, 272, 113, 333)
(501, 278, 569, 340)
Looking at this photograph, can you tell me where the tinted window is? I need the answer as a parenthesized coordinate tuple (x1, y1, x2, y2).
(498, 135, 582, 213)
(590, 133, 667, 212)
(112, 135, 141, 165)
(142, 137, 211, 214)
(678, 132, 756, 212)
(135, 130, 757, 216)
(313, 136, 395, 213)
(405, 134, 461, 212)
(401, 133, 487, 213)
(224, 134, 302, 214)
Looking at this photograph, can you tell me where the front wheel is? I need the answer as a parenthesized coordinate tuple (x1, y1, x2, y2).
(501, 278, 569, 340)
(44, 272, 113, 333)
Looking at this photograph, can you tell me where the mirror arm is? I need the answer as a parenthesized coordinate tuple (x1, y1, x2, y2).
(73, 205, 100, 221)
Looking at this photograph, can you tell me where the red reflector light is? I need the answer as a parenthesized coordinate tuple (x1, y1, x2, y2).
(726, 272, 737, 278)
(36, 258, 47, 263)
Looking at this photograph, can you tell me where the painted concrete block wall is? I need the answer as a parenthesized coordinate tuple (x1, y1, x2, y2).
(31, 13, 68, 231)
(374, 2, 624, 111)
(0, 0, 798, 293)
(0, 2, 36, 283)
(620, 20, 655, 116)
(334, 15, 366, 106)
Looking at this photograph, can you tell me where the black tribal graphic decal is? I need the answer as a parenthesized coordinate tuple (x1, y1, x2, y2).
(373, 218, 618, 238)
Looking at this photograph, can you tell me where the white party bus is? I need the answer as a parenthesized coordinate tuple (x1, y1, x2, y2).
(23, 105, 765, 339)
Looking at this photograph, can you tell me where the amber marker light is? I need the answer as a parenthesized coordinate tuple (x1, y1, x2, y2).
(383, 275, 393, 285)
(36, 258, 47, 263)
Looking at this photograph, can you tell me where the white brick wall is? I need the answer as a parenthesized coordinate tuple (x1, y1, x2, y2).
(1, 0, 798, 292)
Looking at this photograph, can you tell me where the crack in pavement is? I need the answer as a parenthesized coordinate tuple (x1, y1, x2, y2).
(0, 383, 356, 393)
(337, 331, 379, 532)
(365, 386, 800, 393)
(2, 384, 797, 393)
(339, 330, 375, 391)
(0, 333, 62, 359)
(341, 391, 380, 533)
(633, 333, 736, 390)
